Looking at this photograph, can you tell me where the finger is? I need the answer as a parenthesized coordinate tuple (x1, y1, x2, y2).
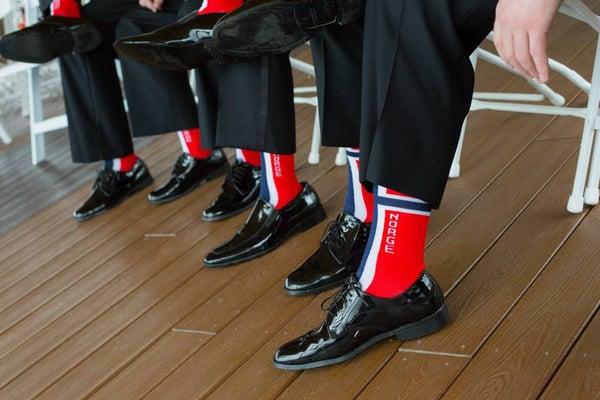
(493, 27, 515, 70)
(512, 31, 539, 80)
(139, 0, 158, 12)
(529, 31, 550, 83)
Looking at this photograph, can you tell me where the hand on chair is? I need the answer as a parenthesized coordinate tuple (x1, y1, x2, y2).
(493, 0, 562, 83)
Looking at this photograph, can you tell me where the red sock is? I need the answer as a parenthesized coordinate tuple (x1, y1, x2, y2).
(50, 0, 81, 17)
(235, 149, 261, 167)
(356, 186, 431, 298)
(105, 153, 138, 172)
(259, 153, 302, 210)
(197, 0, 243, 15)
(177, 128, 212, 159)
(343, 147, 373, 223)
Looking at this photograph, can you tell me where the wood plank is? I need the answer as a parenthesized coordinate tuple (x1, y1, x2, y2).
(0, 175, 221, 337)
(355, 353, 468, 400)
(0, 134, 178, 266)
(0, 147, 341, 399)
(0, 137, 325, 359)
(43, 191, 347, 400)
(404, 141, 582, 354)
(539, 310, 600, 400)
(441, 204, 600, 399)
(79, 171, 347, 400)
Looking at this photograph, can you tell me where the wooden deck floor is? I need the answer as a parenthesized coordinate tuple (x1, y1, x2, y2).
(1, 9, 599, 400)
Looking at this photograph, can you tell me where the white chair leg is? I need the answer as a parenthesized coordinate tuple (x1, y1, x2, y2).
(28, 67, 46, 165)
(0, 122, 12, 144)
(451, 51, 479, 178)
(335, 147, 346, 166)
(568, 36, 600, 212)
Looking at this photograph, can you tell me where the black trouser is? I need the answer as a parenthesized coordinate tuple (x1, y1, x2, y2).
(56, 0, 198, 162)
(316, 0, 496, 207)
(180, 0, 297, 155)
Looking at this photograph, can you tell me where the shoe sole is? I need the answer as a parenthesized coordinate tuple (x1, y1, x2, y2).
(113, 35, 214, 71)
(272, 304, 451, 370)
(204, 203, 327, 268)
(0, 25, 100, 63)
(213, 2, 330, 56)
(147, 162, 229, 205)
(73, 174, 154, 222)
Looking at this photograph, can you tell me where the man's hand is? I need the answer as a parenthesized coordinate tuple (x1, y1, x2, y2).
(139, 0, 165, 13)
(493, 0, 562, 83)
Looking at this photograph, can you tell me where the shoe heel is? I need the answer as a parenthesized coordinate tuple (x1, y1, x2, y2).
(394, 304, 451, 341)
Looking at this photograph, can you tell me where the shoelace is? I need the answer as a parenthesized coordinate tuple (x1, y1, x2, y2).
(229, 162, 252, 194)
(94, 169, 117, 196)
(321, 219, 346, 248)
(320, 276, 364, 313)
(172, 154, 191, 184)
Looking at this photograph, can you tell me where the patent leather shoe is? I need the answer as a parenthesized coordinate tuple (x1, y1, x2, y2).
(73, 159, 153, 221)
(113, 11, 238, 70)
(147, 151, 228, 205)
(273, 272, 450, 370)
(0, 16, 101, 63)
(285, 212, 369, 295)
(204, 182, 326, 267)
(203, 161, 261, 221)
(212, 0, 364, 57)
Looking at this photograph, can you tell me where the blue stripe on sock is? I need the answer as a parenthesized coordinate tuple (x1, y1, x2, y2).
(375, 197, 431, 213)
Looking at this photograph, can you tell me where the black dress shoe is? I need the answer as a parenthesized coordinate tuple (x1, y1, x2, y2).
(73, 159, 153, 221)
(204, 182, 326, 267)
(147, 151, 228, 205)
(0, 16, 101, 63)
(284, 212, 369, 295)
(273, 272, 450, 370)
(113, 11, 238, 70)
(212, 0, 364, 57)
(202, 161, 261, 221)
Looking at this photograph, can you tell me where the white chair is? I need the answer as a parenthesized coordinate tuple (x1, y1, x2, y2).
(452, 0, 600, 213)
(0, 0, 68, 162)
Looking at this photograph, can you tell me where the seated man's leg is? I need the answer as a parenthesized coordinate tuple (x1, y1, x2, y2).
(285, 21, 373, 295)
(273, 0, 496, 370)
(197, 53, 325, 267)
(115, 5, 228, 205)
(62, 0, 154, 221)
(0, 0, 101, 63)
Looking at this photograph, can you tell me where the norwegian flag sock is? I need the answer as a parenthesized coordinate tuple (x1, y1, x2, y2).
(105, 153, 138, 172)
(235, 148, 261, 167)
(343, 147, 373, 223)
(197, 0, 242, 14)
(259, 152, 302, 210)
(356, 186, 431, 298)
(50, 0, 81, 17)
(177, 128, 212, 159)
